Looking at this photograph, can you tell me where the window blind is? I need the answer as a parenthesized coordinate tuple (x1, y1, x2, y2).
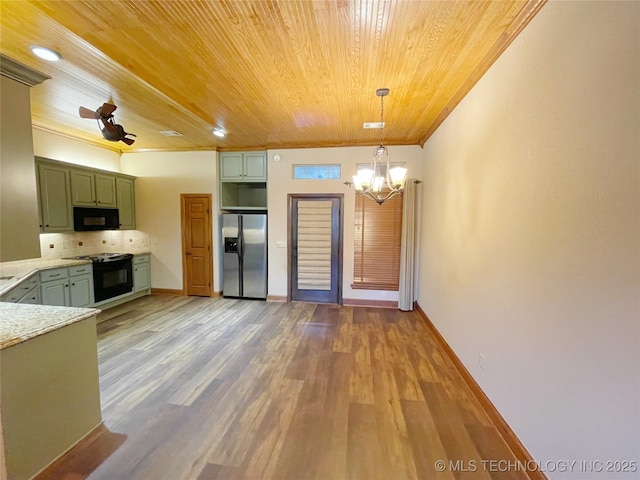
(297, 200, 332, 290)
(352, 192, 403, 291)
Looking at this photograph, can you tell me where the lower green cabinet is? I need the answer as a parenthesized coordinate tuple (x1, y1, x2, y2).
(133, 254, 150, 292)
(39, 265, 94, 308)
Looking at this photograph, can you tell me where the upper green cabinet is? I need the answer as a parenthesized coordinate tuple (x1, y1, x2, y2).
(36, 158, 137, 231)
(37, 163, 73, 232)
(115, 177, 136, 229)
(71, 170, 117, 207)
(220, 151, 267, 181)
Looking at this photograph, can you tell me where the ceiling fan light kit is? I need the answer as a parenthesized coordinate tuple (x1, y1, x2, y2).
(212, 128, 226, 138)
(352, 88, 407, 205)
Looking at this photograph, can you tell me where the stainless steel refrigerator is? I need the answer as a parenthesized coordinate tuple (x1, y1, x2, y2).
(222, 213, 267, 299)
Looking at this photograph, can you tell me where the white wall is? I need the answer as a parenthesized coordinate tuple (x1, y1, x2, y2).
(33, 128, 120, 171)
(0, 76, 41, 262)
(267, 145, 422, 301)
(120, 151, 219, 291)
(418, 2, 639, 478)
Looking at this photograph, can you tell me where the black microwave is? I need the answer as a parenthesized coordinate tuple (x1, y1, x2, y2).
(73, 207, 120, 231)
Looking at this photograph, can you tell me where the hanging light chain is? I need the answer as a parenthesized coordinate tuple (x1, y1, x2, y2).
(379, 93, 385, 147)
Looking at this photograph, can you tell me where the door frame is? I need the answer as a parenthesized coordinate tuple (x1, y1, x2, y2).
(180, 193, 214, 297)
(287, 193, 344, 304)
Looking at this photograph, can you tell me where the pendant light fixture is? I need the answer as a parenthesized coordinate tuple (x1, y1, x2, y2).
(352, 88, 407, 205)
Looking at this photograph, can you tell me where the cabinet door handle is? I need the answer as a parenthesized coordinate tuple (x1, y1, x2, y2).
(50, 273, 61, 277)
(76, 269, 86, 273)
(71, 283, 76, 286)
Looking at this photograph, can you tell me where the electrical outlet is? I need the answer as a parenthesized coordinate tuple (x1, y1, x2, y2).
(78, 241, 83, 246)
(49, 244, 54, 249)
(479, 353, 487, 370)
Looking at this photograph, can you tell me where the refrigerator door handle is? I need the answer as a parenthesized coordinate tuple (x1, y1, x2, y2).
(238, 216, 244, 259)
(238, 215, 244, 296)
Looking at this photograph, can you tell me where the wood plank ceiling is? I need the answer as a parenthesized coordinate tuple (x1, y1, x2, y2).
(0, 0, 545, 153)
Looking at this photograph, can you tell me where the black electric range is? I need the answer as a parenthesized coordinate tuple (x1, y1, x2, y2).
(67, 252, 133, 263)
(66, 253, 134, 302)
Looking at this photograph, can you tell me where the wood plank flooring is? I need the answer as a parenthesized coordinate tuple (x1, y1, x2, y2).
(37, 296, 528, 480)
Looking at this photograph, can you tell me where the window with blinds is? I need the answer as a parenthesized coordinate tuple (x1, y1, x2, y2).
(352, 191, 403, 291)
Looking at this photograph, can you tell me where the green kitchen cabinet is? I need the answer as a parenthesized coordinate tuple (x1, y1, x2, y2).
(220, 151, 267, 181)
(69, 264, 94, 307)
(133, 254, 150, 293)
(36, 157, 137, 232)
(116, 176, 136, 229)
(40, 278, 69, 306)
(70, 169, 117, 207)
(219, 151, 267, 210)
(39, 265, 93, 307)
(37, 162, 73, 232)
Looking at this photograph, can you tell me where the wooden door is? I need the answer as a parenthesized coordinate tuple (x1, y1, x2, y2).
(288, 194, 343, 304)
(181, 194, 213, 297)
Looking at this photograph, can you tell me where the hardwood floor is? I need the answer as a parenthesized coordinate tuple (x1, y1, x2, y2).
(38, 296, 529, 480)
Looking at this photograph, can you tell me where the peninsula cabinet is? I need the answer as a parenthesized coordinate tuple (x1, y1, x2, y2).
(220, 151, 267, 181)
(39, 265, 94, 308)
(70, 169, 117, 208)
(39, 270, 69, 307)
(0, 275, 39, 304)
(37, 162, 73, 232)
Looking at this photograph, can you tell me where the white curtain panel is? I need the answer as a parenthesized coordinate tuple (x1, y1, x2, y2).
(398, 179, 416, 311)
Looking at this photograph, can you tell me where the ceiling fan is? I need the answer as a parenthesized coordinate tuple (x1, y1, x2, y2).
(79, 102, 136, 145)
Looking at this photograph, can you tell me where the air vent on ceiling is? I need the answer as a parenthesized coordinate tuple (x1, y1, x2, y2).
(363, 122, 385, 129)
(160, 130, 183, 137)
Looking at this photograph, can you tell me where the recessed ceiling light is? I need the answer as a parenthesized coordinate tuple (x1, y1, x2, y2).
(212, 128, 226, 138)
(30, 46, 61, 62)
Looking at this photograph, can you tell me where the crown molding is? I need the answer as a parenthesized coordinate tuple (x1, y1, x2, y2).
(0, 54, 51, 87)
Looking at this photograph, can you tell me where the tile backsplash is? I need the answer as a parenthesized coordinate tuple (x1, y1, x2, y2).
(40, 230, 150, 259)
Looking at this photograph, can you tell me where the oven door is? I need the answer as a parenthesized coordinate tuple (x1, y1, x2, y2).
(93, 258, 133, 302)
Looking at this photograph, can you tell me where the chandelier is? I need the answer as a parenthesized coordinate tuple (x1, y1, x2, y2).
(352, 88, 407, 205)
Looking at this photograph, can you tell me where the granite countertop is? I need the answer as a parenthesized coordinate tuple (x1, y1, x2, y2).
(0, 303, 100, 350)
(0, 257, 92, 296)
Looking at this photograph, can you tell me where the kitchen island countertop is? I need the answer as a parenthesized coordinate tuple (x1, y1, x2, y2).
(0, 302, 100, 349)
